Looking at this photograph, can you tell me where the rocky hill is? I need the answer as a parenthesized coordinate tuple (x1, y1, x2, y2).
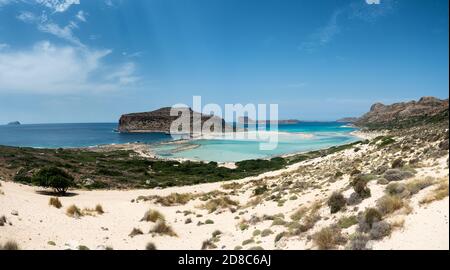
(118, 107, 227, 134)
(355, 97, 449, 129)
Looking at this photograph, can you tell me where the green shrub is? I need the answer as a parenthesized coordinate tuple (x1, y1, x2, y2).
(337, 215, 358, 229)
(32, 167, 75, 194)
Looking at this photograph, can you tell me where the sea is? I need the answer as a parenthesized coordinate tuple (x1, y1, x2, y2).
(0, 122, 358, 162)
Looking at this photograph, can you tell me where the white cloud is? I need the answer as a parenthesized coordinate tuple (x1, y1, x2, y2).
(36, 0, 80, 13)
(299, 0, 395, 52)
(0, 41, 139, 94)
(76, 10, 86, 22)
(17, 11, 85, 47)
(299, 9, 343, 52)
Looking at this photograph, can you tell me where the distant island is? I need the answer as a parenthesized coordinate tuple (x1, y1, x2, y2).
(336, 117, 358, 123)
(238, 116, 300, 125)
(7, 121, 21, 125)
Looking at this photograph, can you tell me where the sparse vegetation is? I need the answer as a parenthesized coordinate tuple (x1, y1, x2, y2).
(141, 209, 165, 222)
(1, 241, 20, 250)
(66, 204, 83, 218)
(201, 196, 239, 213)
(420, 180, 449, 204)
(337, 215, 358, 229)
(313, 227, 344, 250)
(49, 197, 62, 209)
(129, 228, 144, 238)
(145, 242, 157, 250)
(327, 192, 346, 214)
(149, 220, 177, 237)
(383, 169, 414, 182)
(376, 195, 405, 215)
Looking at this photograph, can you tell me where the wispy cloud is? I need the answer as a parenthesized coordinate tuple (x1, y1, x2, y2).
(299, 0, 395, 52)
(17, 10, 85, 47)
(36, 0, 80, 13)
(0, 41, 139, 94)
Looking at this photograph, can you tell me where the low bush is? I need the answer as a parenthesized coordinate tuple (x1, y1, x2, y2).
(32, 167, 75, 194)
(369, 221, 391, 240)
(313, 227, 343, 250)
(383, 169, 414, 182)
(327, 192, 346, 214)
(337, 215, 358, 229)
(129, 228, 143, 238)
(346, 233, 370, 250)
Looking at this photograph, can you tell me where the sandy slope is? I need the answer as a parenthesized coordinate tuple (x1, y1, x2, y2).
(1, 135, 449, 250)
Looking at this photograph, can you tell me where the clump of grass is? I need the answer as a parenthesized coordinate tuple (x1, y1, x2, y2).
(274, 232, 286, 243)
(49, 197, 62, 209)
(66, 204, 83, 218)
(141, 209, 165, 222)
(327, 192, 346, 214)
(205, 219, 214, 224)
(420, 180, 449, 205)
(0, 215, 7, 226)
(346, 233, 370, 250)
(201, 196, 239, 213)
(253, 185, 268, 196)
(261, 229, 273, 237)
(212, 230, 222, 237)
(337, 215, 358, 229)
(221, 182, 244, 190)
(358, 208, 383, 233)
(405, 178, 435, 195)
(242, 239, 255, 246)
(145, 242, 157, 250)
(149, 220, 177, 237)
(290, 207, 307, 221)
(0, 241, 20, 250)
(313, 227, 344, 250)
(153, 193, 194, 206)
(253, 229, 261, 237)
(376, 195, 405, 215)
(238, 220, 249, 231)
(271, 218, 286, 226)
(201, 239, 217, 250)
(129, 228, 143, 238)
(95, 204, 104, 215)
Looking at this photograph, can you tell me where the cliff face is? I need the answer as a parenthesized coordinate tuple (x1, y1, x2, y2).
(355, 97, 449, 129)
(118, 107, 227, 134)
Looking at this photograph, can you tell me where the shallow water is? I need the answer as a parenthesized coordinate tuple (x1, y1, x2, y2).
(0, 122, 357, 162)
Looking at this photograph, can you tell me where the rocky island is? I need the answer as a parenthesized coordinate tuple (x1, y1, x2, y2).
(7, 121, 21, 125)
(118, 107, 228, 134)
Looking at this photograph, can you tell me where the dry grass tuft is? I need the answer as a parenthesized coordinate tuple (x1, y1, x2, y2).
(141, 209, 165, 222)
(0, 240, 20, 250)
(201, 196, 239, 213)
(145, 242, 157, 250)
(95, 204, 104, 215)
(66, 205, 83, 218)
(150, 220, 177, 237)
(313, 227, 342, 250)
(49, 197, 62, 209)
(376, 195, 406, 215)
(420, 180, 449, 205)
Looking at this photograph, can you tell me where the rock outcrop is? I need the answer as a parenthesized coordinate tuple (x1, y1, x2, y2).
(355, 97, 449, 129)
(118, 107, 228, 134)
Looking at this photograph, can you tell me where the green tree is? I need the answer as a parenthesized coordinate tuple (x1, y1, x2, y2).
(32, 167, 75, 194)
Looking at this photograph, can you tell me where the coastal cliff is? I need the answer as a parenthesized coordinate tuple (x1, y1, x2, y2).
(355, 97, 449, 129)
(118, 107, 227, 134)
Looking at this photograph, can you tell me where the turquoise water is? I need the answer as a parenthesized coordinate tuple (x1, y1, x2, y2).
(0, 122, 357, 162)
(151, 122, 358, 162)
(0, 123, 172, 148)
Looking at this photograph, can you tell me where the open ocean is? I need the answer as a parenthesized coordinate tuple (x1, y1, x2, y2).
(0, 122, 358, 162)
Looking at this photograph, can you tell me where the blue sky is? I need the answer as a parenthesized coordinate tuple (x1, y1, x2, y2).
(0, 0, 448, 123)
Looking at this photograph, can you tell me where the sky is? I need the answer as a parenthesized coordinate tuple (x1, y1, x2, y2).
(0, 0, 448, 123)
